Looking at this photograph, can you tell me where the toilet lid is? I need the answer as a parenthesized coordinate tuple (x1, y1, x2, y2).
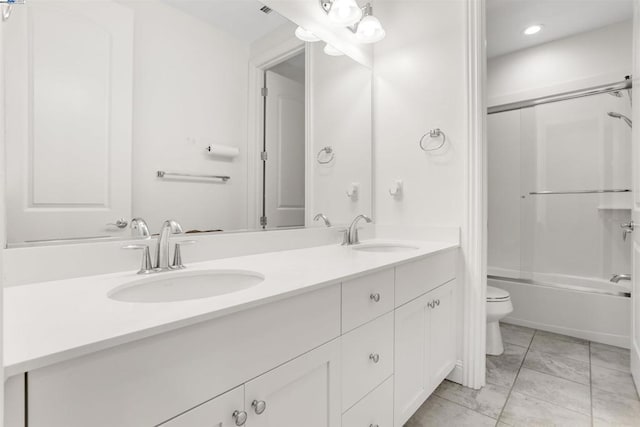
(487, 286, 510, 301)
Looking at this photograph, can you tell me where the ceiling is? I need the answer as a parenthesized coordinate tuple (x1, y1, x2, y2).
(487, 0, 633, 58)
(162, 0, 290, 43)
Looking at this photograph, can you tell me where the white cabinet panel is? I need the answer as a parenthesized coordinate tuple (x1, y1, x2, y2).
(342, 269, 394, 333)
(394, 280, 457, 427)
(395, 251, 456, 307)
(342, 312, 394, 411)
(244, 339, 341, 427)
(160, 386, 244, 427)
(342, 376, 393, 427)
(28, 285, 340, 427)
(4, 374, 25, 427)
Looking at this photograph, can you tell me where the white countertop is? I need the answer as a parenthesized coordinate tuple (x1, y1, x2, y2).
(4, 239, 458, 377)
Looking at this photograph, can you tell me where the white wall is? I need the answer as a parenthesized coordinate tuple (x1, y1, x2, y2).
(488, 20, 633, 106)
(0, 11, 5, 424)
(128, 2, 250, 235)
(373, 0, 468, 228)
(310, 42, 372, 225)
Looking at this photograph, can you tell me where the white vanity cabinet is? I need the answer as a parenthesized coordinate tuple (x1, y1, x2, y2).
(393, 279, 457, 427)
(6, 248, 460, 427)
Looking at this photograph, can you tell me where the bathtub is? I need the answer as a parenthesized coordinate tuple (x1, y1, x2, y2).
(488, 268, 631, 348)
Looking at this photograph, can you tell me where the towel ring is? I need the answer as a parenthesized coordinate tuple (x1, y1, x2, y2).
(317, 146, 335, 164)
(419, 128, 446, 152)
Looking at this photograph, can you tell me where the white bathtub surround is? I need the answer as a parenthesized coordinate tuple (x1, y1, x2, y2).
(4, 239, 459, 427)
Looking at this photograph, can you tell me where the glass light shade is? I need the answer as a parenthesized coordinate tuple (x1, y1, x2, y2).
(523, 24, 542, 35)
(295, 26, 320, 42)
(323, 43, 344, 56)
(327, 0, 363, 26)
(355, 15, 385, 43)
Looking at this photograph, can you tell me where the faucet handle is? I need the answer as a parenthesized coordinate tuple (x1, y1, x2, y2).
(122, 244, 155, 274)
(171, 240, 196, 270)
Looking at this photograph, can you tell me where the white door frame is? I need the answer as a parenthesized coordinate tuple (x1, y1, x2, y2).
(247, 38, 306, 230)
(463, 0, 487, 389)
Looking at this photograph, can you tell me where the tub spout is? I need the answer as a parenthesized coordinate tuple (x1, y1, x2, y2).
(610, 274, 631, 283)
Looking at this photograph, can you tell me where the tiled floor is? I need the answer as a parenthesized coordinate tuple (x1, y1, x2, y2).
(405, 323, 640, 426)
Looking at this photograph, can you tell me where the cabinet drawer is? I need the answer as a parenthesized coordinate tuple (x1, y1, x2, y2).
(395, 250, 456, 307)
(342, 376, 393, 427)
(341, 312, 394, 411)
(159, 386, 244, 427)
(342, 269, 394, 333)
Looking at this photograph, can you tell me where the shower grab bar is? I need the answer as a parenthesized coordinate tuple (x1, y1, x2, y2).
(529, 189, 631, 195)
(157, 171, 230, 182)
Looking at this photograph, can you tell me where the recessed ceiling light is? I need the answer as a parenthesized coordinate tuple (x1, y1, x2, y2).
(523, 25, 543, 35)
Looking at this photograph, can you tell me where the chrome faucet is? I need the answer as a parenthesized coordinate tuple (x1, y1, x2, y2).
(611, 274, 631, 283)
(346, 214, 372, 245)
(313, 213, 332, 227)
(155, 219, 184, 270)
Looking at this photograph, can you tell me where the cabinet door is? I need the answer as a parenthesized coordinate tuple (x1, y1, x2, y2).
(245, 339, 341, 427)
(427, 279, 457, 389)
(394, 294, 430, 427)
(160, 386, 245, 427)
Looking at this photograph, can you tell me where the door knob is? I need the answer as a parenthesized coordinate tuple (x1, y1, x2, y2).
(252, 400, 267, 415)
(107, 218, 129, 229)
(622, 221, 635, 241)
(232, 410, 248, 426)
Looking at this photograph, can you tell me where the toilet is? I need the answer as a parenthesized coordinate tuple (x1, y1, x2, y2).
(486, 286, 513, 355)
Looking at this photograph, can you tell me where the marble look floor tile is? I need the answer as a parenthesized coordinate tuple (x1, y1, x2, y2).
(523, 350, 590, 385)
(499, 391, 591, 427)
(590, 342, 631, 373)
(501, 323, 535, 348)
(405, 395, 496, 427)
(591, 364, 639, 400)
(529, 332, 590, 363)
(486, 342, 528, 388)
(434, 379, 510, 419)
(593, 387, 640, 426)
(512, 368, 591, 414)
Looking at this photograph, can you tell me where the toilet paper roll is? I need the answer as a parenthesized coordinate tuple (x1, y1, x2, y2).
(206, 144, 239, 158)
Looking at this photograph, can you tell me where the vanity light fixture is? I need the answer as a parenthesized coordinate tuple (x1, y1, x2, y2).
(320, 1, 385, 43)
(295, 26, 321, 42)
(353, 3, 385, 43)
(323, 0, 362, 26)
(324, 43, 345, 56)
(523, 24, 543, 35)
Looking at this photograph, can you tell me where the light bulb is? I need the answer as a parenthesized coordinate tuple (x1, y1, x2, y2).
(295, 26, 320, 42)
(355, 15, 385, 43)
(323, 43, 344, 56)
(328, 0, 362, 26)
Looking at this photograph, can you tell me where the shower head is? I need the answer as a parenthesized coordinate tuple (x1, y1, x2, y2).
(607, 111, 633, 128)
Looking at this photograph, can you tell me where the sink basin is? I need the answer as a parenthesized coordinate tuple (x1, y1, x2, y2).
(351, 242, 419, 253)
(109, 270, 264, 303)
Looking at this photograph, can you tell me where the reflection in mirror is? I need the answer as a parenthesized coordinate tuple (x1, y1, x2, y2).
(3, 0, 372, 246)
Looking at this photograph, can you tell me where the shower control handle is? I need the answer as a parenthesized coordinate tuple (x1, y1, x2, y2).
(621, 221, 635, 241)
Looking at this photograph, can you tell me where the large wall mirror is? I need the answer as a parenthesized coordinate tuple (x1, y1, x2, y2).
(3, 0, 372, 246)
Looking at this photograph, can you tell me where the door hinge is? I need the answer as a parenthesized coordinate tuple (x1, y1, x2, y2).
(261, 87, 268, 97)
(261, 151, 268, 161)
(260, 216, 267, 227)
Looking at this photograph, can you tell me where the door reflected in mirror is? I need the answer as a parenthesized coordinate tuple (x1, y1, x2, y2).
(3, 0, 372, 246)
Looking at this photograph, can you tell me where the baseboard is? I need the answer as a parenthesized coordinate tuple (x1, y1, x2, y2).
(504, 317, 629, 349)
(446, 360, 464, 385)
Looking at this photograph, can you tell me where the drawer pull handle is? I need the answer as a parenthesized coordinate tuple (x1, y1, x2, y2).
(370, 424, 380, 427)
(370, 293, 381, 302)
(435, 299, 440, 306)
(252, 400, 267, 415)
(427, 301, 434, 309)
(232, 410, 248, 426)
(369, 353, 380, 363)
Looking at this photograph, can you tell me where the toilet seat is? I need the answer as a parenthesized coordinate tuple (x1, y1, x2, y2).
(487, 286, 510, 302)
